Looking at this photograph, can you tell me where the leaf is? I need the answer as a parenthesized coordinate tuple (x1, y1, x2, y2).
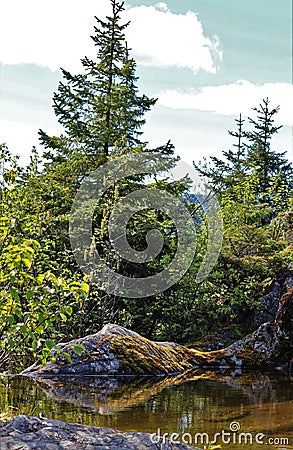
(72, 344, 85, 356)
(63, 352, 72, 364)
(60, 313, 67, 321)
(7, 339, 16, 348)
(6, 315, 14, 325)
(81, 282, 89, 293)
(22, 258, 32, 269)
(26, 290, 35, 300)
(37, 273, 46, 285)
(65, 305, 73, 316)
(45, 339, 56, 350)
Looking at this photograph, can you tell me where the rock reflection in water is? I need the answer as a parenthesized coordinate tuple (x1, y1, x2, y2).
(36, 375, 178, 415)
(1, 370, 292, 449)
(35, 369, 292, 417)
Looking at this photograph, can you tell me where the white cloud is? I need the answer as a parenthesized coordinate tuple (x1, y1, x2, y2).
(158, 80, 293, 125)
(125, 4, 222, 74)
(0, 118, 61, 163)
(155, 2, 169, 12)
(0, 0, 111, 72)
(0, 1, 222, 74)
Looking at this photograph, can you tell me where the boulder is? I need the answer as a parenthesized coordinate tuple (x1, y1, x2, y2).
(21, 285, 293, 378)
(0, 415, 193, 450)
(21, 324, 236, 377)
(254, 281, 281, 328)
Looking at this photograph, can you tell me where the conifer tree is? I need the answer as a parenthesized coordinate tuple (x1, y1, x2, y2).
(39, 0, 167, 177)
(194, 99, 293, 211)
(28, 0, 185, 330)
(36, 0, 178, 231)
(244, 98, 293, 208)
(193, 114, 247, 191)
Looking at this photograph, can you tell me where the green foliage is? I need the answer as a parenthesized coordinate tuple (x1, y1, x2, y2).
(0, 218, 89, 370)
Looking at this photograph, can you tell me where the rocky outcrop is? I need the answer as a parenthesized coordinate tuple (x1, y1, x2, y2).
(254, 281, 281, 328)
(228, 286, 293, 373)
(21, 282, 293, 378)
(254, 267, 293, 327)
(0, 415, 193, 450)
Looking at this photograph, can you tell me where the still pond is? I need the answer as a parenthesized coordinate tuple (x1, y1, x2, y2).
(0, 371, 292, 449)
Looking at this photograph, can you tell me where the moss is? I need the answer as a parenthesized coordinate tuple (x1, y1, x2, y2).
(0, 411, 15, 422)
(95, 336, 111, 347)
(109, 334, 234, 375)
(109, 331, 272, 374)
(110, 335, 189, 374)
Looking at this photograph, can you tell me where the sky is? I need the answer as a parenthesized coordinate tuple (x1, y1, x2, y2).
(0, 0, 292, 167)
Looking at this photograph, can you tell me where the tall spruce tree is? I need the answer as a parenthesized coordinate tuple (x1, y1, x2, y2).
(27, 0, 185, 331)
(35, 0, 178, 235)
(39, 0, 171, 177)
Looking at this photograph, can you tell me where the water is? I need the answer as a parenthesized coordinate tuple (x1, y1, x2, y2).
(0, 371, 292, 449)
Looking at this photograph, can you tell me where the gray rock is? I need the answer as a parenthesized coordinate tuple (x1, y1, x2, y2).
(254, 268, 293, 328)
(0, 415, 193, 450)
(229, 286, 293, 371)
(254, 281, 281, 328)
(21, 324, 243, 378)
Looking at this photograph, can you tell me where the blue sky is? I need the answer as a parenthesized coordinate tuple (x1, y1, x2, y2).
(0, 0, 292, 166)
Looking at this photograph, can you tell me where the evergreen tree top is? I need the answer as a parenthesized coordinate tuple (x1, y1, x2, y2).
(193, 98, 293, 211)
(39, 0, 158, 170)
(245, 97, 282, 149)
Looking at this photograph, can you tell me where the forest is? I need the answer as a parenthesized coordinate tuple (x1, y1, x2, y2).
(0, 0, 292, 374)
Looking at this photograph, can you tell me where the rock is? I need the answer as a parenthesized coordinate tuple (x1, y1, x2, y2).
(228, 287, 293, 372)
(272, 286, 293, 366)
(254, 281, 281, 328)
(21, 284, 293, 377)
(0, 415, 193, 449)
(254, 267, 293, 328)
(21, 324, 239, 377)
(280, 267, 293, 293)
